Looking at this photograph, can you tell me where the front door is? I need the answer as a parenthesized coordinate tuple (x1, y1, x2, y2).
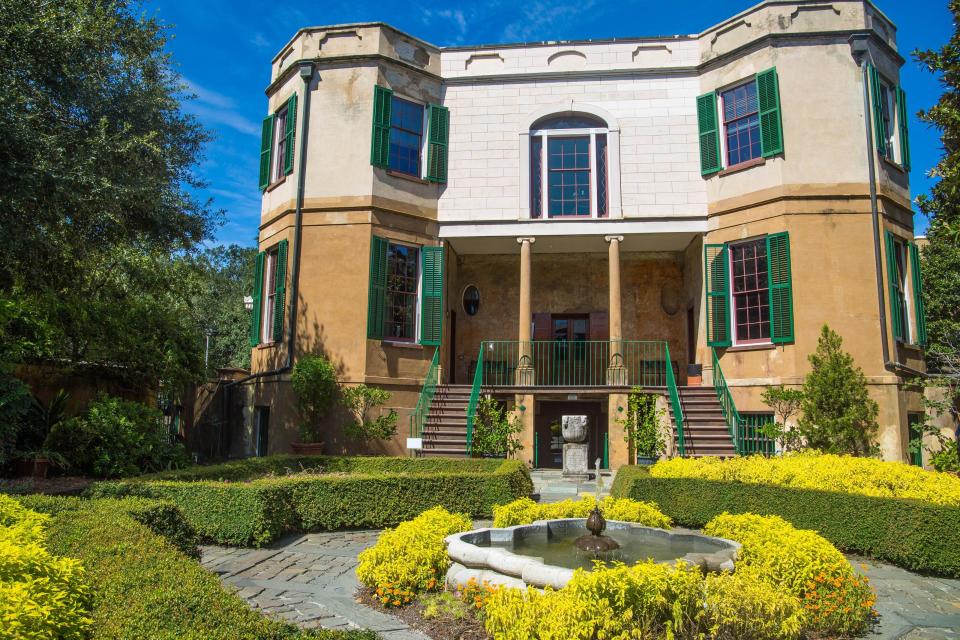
(550, 316, 588, 386)
(534, 400, 607, 469)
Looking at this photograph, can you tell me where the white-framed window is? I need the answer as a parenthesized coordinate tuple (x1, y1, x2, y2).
(272, 105, 289, 182)
(890, 235, 914, 343)
(877, 76, 902, 165)
(261, 247, 278, 343)
(384, 241, 422, 342)
(388, 95, 427, 178)
(729, 237, 771, 346)
(719, 79, 763, 169)
(529, 115, 609, 219)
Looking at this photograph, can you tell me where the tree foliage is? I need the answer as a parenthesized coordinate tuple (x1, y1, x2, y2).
(914, 5, 960, 437)
(799, 326, 879, 456)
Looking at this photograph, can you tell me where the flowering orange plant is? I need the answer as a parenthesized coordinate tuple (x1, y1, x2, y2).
(801, 571, 876, 636)
(455, 577, 499, 612)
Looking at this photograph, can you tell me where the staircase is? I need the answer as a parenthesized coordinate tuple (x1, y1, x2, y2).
(420, 384, 471, 457)
(669, 386, 737, 457)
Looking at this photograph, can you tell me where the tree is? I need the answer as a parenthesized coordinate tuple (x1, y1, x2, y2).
(799, 326, 879, 456)
(186, 245, 257, 372)
(470, 397, 523, 458)
(759, 385, 805, 452)
(341, 385, 398, 443)
(0, 0, 218, 294)
(290, 355, 339, 444)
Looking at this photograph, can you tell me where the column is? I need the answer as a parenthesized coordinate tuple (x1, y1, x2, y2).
(516, 238, 535, 386)
(606, 235, 626, 386)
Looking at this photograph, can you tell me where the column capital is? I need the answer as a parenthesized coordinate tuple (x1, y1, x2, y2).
(604, 235, 624, 243)
(517, 237, 536, 244)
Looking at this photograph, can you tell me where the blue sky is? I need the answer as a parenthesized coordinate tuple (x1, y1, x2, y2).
(146, 0, 952, 247)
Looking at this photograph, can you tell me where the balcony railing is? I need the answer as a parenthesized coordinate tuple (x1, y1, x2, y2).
(470, 340, 677, 388)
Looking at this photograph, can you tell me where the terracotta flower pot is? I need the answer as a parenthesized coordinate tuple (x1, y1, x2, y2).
(290, 442, 325, 455)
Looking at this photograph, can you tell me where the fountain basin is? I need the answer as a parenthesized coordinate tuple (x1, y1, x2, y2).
(445, 519, 739, 590)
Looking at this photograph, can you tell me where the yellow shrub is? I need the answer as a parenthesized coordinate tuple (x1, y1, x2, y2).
(356, 506, 471, 607)
(0, 494, 92, 639)
(492, 495, 671, 529)
(651, 450, 960, 505)
(704, 568, 805, 640)
(705, 512, 874, 636)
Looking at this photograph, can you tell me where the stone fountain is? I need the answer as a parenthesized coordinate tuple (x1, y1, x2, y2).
(573, 458, 620, 554)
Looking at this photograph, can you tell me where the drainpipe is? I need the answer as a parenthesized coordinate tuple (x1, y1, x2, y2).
(850, 34, 925, 380)
(219, 61, 315, 457)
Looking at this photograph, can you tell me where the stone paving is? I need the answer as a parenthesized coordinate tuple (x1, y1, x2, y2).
(201, 470, 960, 639)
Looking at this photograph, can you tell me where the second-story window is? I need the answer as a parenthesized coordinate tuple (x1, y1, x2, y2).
(721, 80, 762, 168)
(273, 106, 289, 182)
(388, 96, 425, 177)
(530, 114, 608, 219)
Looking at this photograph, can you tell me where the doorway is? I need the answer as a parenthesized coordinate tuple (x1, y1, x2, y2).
(448, 311, 457, 384)
(534, 400, 607, 469)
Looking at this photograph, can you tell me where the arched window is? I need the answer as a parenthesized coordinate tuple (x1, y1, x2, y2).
(529, 113, 609, 219)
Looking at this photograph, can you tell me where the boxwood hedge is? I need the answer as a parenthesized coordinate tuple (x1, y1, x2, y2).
(611, 465, 960, 577)
(88, 457, 533, 547)
(19, 495, 374, 640)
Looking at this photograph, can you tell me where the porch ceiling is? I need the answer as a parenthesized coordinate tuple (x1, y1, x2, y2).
(438, 219, 706, 255)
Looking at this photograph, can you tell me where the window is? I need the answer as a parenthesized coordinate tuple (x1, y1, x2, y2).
(261, 247, 278, 343)
(388, 96, 424, 177)
(870, 66, 911, 169)
(730, 238, 771, 344)
(890, 236, 911, 342)
(721, 80, 762, 167)
(273, 106, 289, 182)
(529, 114, 608, 219)
(878, 81, 896, 162)
(384, 242, 420, 341)
(462, 285, 480, 316)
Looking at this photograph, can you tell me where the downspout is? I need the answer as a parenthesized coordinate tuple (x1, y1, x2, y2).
(219, 61, 315, 457)
(850, 34, 925, 380)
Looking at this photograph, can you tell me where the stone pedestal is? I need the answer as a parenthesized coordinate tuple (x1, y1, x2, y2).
(561, 415, 590, 479)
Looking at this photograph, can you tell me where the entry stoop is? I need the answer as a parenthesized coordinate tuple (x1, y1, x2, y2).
(669, 386, 737, 458)
(419, 384, 471, 458)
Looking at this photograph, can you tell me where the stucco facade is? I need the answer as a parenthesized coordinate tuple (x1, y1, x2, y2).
(236, 0, 926, 466)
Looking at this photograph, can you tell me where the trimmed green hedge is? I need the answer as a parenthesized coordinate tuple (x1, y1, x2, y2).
(611, 465, 960, 577)
(88, 457, 533, 547)
(19, 495, 374, 640)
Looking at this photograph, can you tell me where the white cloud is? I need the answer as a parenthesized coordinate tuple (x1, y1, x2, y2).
(250, 32, 271, 50)
(182, 78, 260, 137)
(500, 0, 600, 42)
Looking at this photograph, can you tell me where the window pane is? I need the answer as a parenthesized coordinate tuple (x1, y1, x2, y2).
(547, 136, 591, 217)
(388, 97, 424, 176)
(596, 134, 608, 217)
(530, 137, 543, 217)
(385, 243, 420, 340)
(722, 81, 761, 167)
(731, 239, 770, 342)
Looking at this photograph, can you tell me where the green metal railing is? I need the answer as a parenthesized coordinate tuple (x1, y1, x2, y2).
(409, 348, 440, 439)
(711, 348, 776, 456)
(664, 343, 686, 457)
(472, 340, 673, 387)
(464, 347, 485, 456)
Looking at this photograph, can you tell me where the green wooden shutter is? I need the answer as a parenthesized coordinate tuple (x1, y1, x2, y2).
(766, 232, 794, 344)
(426, 104, 449, 183)
(885, 230, 905, 342)
(272, 240, 289, 343)
(367, 236, 388, 339)
(283, 94, 297, 176)
(869, 65, 888, 157)
(370, 85, 393, 168)
(756, 68, 784, 157)
(910, 242, 927, 346)
(258, 115, 275, 191)
(249, 251, 265, 347)
(697, 92, 722, 175)
(704, 244, 731, 347)
(420, 246, 444, 345)
(896, 86, 911, 171)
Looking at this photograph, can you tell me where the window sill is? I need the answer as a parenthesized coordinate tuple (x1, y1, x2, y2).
(256, 341, 281, 350)
(265, 175, 288, 193)
(896, 340, 924, 352)
(880, 155, 907, 174)
(387, 170, 431, 185)
(723, 342, 776, 353)
(718, 157, 766, 176)
(382, 340, 424, 350)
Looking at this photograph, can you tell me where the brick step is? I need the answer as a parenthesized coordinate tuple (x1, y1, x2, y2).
(420, 450, 469, 458)
(425, 410, 468, 419)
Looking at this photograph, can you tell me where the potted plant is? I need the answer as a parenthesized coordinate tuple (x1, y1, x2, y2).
(13, 389, 71, 478)
(290, 355, 338, 454)
(620, 388, 666, 465)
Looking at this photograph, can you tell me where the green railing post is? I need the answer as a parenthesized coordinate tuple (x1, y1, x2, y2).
(664, 343, 685, 457)
(711, 348, 743, 455)
(534, 433, 539, 468)
(409, 348, 440, 441)
(465, 346, 485, 456)
(602, 431, 609, 469)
